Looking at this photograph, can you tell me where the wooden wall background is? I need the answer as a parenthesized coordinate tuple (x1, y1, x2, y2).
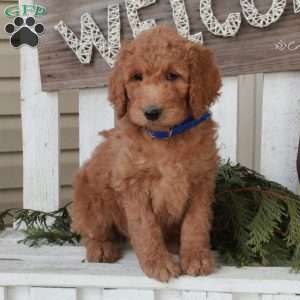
(0, 0, 79, 213)
(38, 0, 300, 91)
(0, 1, 299, 214)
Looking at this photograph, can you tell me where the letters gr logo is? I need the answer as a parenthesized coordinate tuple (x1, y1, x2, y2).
(3, 4, 46, 48)
(4, 4, 47, 18)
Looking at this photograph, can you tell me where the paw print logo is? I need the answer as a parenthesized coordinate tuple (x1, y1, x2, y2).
(5, 16, 45, 48)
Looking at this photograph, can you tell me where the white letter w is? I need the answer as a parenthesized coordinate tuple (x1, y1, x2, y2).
(55, 5, 120, 67)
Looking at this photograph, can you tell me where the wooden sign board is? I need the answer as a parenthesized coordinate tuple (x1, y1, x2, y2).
(38, 0, 300, 91)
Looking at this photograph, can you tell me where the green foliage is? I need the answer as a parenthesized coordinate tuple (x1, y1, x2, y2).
(212, 161, 300, 269)
(1, 204, 80, 246)
(21, 227, 79, 247)
(1, 161, 300, 269)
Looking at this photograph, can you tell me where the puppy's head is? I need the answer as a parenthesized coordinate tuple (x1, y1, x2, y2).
(108, 26, 221, 131)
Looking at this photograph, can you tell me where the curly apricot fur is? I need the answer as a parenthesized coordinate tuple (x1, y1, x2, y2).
(72, 26, 221, 282)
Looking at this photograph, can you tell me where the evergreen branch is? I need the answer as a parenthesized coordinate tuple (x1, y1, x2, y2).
(1, 161, 300, 270)
(247, 195, 285, 261)
(216, 187, 297, 203)
(20, 228, 80, 247)
(0, 204, 80, 246)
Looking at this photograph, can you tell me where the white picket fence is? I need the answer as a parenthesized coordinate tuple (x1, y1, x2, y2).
(1, 0, 300, 298)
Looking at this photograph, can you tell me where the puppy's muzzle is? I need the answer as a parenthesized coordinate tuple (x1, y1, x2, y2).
(144, 106, 162, 121)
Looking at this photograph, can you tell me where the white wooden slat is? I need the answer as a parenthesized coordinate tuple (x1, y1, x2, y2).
(18, 0, 44, 100)
(182, 291, 207, 300)
(0, 229, 85, 263)
(7, 287, 30, 300)
(79, 88, 114, 165)
(1, 232, 300, 295)
(262, 297, 273, 300)
(103, 289, 154, 300)
(262, 296, 300, 300)
(77, 288, 102, 300)
(30, 287, 77, 300)
(20, 41, 41, 100)
(2, 247, 300, 296)
(21, 91, 60, 211)
(261, 72, 300, 193)
(233, 294, 261, 300)
(211, 77, 238, 162)
(275, 296, 299, 300)
(156, 290, 182, 300)
(19, 0, 60, 212)
(0, 288, 6, 300)
(207, 292, 233, 300)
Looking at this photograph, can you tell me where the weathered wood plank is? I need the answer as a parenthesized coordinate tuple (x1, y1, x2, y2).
(277, 296, 300, 300)
(182, 291, 207, 300)
(262, 295, 300, 300)
(38, 0, 300, 91)
(77, 288, 102, 300)
(7, 287, 30, 300)
(20, 46, 41, 100)
(0, 287, 6, 300)
(30, 287, 77, 300)
(233, 294, 261, 300)
(20, 15, 60, 210)
(0, 246, 300, 295)
(21, 92, 60, 211)
(156, 290, 182, 300)
(211, 77, 238, 162)
(103, 289, 154, 300)
(79, 88, 114, 165)
(260, 72, 300, 193)
(207, 293, 232, 300)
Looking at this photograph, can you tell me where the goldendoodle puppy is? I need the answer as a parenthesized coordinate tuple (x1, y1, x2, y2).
(72, 26, 221, 282)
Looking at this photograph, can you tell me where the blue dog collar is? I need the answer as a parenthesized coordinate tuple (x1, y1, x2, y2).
(147, 111, 212, 139)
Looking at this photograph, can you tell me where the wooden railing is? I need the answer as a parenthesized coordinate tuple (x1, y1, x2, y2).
(1, 229, 300, 300)
(20, 43, 300, 213)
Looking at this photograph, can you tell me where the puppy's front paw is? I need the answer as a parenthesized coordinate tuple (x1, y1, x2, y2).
(181, 250, 215, 276)
(86, 240, 121, 263)
(142, 255, 181, 282)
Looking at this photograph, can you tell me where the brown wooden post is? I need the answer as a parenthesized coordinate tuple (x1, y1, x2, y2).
(297, 137, 300, 183)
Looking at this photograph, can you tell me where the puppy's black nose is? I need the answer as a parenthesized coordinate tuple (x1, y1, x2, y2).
(144, 106, 162, 121)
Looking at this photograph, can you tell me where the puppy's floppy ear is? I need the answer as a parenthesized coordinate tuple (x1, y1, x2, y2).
(187, 43, 221, 118)
(108, 51, 128, 119)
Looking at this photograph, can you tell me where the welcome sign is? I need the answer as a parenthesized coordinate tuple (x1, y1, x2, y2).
(38, 0, 300, 91)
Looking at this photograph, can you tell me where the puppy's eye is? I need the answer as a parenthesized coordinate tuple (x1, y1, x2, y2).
(166, 72, 179, 81)
(132, 73, 143, 81)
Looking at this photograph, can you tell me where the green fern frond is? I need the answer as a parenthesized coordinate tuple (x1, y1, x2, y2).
(20, 228, 80, 247)
(247, 195, 284, 255)
(1, 161, 300, 271)
(286, 198, 300, 247)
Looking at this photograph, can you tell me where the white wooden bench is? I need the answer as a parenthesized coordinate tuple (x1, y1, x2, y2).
(2, 229, 300, 300)
(1, 0, 300, 298)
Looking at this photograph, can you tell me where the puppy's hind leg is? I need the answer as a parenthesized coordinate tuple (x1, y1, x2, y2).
(72, 169, 121, 263)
